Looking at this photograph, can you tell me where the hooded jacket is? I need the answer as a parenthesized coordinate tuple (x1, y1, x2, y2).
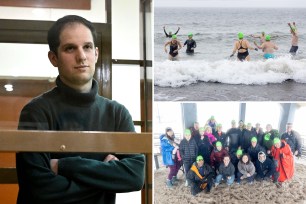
(255, 151, 276, 178)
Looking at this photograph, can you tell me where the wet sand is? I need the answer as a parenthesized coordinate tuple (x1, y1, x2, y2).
(154, 81, 306, 101)
(154, 161, 306, 204)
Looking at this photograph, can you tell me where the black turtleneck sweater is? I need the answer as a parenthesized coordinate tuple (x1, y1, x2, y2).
(16, 77, 145, 204)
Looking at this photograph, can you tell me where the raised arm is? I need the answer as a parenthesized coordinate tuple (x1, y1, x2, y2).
(174, 27, 180, 35)
(163, 26, 169, 37)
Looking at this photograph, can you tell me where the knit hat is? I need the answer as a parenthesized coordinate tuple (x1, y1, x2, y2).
(236, 149, 243, 156)
(184, 129, 191, 135)
(273, 138, 281, 144)
(165, 127, 172, 132)
(196, 155, 204, 161)
(199, 127, 205, 132)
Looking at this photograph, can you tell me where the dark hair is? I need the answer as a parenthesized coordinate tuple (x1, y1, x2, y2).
(47, 15, 97, 56)
(240, 153, 251, 164)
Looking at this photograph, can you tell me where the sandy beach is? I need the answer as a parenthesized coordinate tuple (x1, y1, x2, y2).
(154, 159, 306, 204)
(154, 81, 306, 101)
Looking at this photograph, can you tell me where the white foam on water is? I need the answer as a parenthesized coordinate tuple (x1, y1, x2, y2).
(154, 55, 306, 87)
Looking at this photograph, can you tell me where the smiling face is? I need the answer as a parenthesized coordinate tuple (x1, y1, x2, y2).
(48, 23, 98, 92)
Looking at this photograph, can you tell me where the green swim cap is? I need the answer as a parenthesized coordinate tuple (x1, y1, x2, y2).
(196, 155, 204, 161)
(172, 35, 177, 39)
(238, 32, 244, 39)
(273, 138, 281, 144)
(188, 32, 193, 37)
(216, 123, 222, 128)
(210, 116, 215, 120)
(265, 35, 271, 41)
(264, 133, 271, 141)
(184, 129, 191, 135)
(236, 149, 243, 156)
(216, 141, 222, 147)
(199, 127, 205, 132)
(251, 137, 257, 142)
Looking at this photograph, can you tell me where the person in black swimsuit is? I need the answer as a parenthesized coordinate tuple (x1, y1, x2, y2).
(230, 32, 258, 61)
(163, 26, 180, 38)
(164, 35, 183, 60)
(183, 33, 197, 54)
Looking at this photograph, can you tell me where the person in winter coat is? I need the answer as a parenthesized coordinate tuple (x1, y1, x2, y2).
(254, 123, 264, 146)
(198, 127, 214, 165)
(213, 123, 228, 150)
(237, 154, 255, 184)
(230, 149, 243, 180)
(281, 123, 302, 157)
(215, 155, 235, 187)
(190, 122, 201, 145)
(160, 127, 182, 188)
(210, 141, 229, 173)
(204, 125, 217, 145)
(255, 151, 281, 188)
(206, 116, 217, 134)
(188, 155, 214, 195)
(180, 128, 198, 186)
(247, 137, 266, 163)
(240, 123, 256, 153)
(262, 124, 279, 155)
(271, 138, 294, 183)
(226, 120, 242, 154)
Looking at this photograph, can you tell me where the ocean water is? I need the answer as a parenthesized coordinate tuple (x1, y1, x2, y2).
(154, 7, 306, 87)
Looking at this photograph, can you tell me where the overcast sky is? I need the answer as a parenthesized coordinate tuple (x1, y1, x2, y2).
(155, 0, 306, 8)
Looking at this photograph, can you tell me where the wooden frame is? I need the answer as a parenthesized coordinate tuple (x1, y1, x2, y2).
(0, 130, 152, 204)
(0, 0, 91, 10)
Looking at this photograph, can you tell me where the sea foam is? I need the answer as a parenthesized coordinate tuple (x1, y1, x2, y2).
(154, 56, 306, 87)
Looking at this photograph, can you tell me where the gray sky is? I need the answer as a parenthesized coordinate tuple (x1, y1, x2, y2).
(155, 0, 306, 8)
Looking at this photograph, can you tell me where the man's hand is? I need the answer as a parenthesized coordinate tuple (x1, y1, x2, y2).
(104, 154, 119, 162)
(294, 150, 298, 156)
(50, 159, 59, 175)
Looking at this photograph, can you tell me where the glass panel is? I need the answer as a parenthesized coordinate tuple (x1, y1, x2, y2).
(117, 191, 141, 204)
(245, 102, 281, 130)
(154, 102, 183, 139)
(112, 65, 140, 121)
(112, 0, 140, 59)
(293, 104, 306, 136)
(0, 0, 106, 23)
(0, 43, 57, 78)
(197, 102, 240, 131)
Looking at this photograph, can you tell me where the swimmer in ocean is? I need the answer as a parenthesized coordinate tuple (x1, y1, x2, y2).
(163, 26, 180, 38)
(183, 33, 197, 54)
(254, 35, 278, 59)
(164, 34, 183, 61)
(230, 32, 258, 61)
(288, 22, 298, 55)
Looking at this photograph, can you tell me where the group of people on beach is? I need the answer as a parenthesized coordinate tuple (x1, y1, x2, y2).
(160, 117, 301, 196)
(163, 22, 298, 61)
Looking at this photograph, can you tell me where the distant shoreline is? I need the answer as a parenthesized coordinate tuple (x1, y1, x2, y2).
(154, 80, 306, 101)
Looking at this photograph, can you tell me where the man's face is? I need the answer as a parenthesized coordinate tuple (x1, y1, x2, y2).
(185, 134, 191, 141)
(217, 126, 222, 132)
(224, 157, 230, 166)
(247, 124, 252, 130)
(197, 159, 204, 167)
(286, 125, 293, 132)
(251, 141, 257, 147)
(194, 123, 199, 130)
(259, 154, 265, 162)
(266, 125, 272, 132)
(49, 23, 98, 91)
(216, 146, 222, 151)
(256, 123, 260, 129)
